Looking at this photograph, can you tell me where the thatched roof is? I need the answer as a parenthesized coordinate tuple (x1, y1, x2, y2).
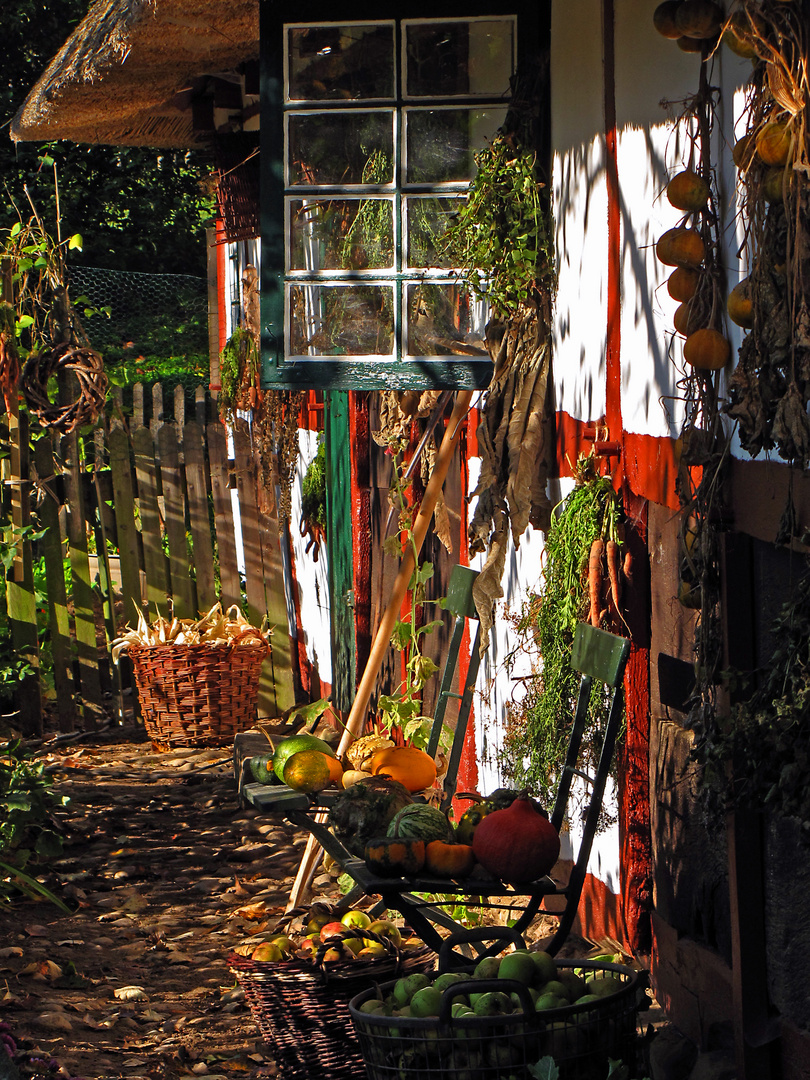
(11, 0, 259, 148)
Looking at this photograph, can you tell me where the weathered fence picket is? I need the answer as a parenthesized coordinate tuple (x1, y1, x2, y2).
(9, 382, 298, 735)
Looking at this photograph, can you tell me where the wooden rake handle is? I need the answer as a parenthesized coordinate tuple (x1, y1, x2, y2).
(287, 389, 474, 910)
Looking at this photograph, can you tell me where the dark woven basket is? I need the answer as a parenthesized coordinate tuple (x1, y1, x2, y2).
(128, 630, 270, 750)
(229, 930, 435, 1080)
(349, 959, 644, 1080)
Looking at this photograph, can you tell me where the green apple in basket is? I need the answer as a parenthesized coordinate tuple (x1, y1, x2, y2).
(367, 919, 402, 946)
(340, 909, 372, 930)
(392, 971, 430, 1007)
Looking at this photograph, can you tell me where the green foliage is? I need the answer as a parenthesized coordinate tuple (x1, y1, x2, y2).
(218, 326, 258, 425)
(1, 1, 213, 277)
(698, 566, 810, 831)
(500, 459, 623, 807)
(441, 134, 555, 317)
(0, 739, 70, 910)
(301, 434, 327, 531)
(377, 438, 447, 753)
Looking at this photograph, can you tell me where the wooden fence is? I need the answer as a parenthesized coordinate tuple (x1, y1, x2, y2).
(6, 382, 297, 736)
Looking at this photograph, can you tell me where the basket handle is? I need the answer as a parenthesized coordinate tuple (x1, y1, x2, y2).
(437, 925, 526, 970)
(437, 977, 537, 1023)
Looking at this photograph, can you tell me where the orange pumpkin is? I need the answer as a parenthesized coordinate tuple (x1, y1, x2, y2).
(667, 267, 701, 303)
(727, 279, 754, 329)
(656, 227, 705, 269)
(369, 746, 437, 793)
(424, 841, 476, 878)
(666, 169, 710, 213)
(683, 328, 731, 370)
(673, 301, 705, 338)
(756, 120, 792, 167)
(653, 0, 682, 38)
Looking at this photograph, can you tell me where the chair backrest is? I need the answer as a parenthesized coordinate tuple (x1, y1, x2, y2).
(550, 623, 631, 835)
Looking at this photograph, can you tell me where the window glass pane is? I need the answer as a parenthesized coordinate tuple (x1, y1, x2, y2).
(405, 19, 514, 98)
(406, 282, 489, 357)
(291, 284, 395, 355)
(405, 107, 507, 184)
(289, 198, 394, 270)
(405, 196, 461, 269)
(288, 112, 394, 186)
(287, 24, 395, 101)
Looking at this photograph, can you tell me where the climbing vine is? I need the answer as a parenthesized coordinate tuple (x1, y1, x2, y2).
(499, 454, 625, 808)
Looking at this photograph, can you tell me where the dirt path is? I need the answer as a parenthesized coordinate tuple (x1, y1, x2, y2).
(1, 728, 345, 1080)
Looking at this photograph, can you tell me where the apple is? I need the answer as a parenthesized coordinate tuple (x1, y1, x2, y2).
(297, 938, 318, 957)
(340, 909, 372, 930)
(342, 936, 364, 955)
(472, 955, 499, 980)
(358, 943, 386, 959)
(472, 991, 512, 1016)
(392, 972, 430, 1007)
(251, 941, 283, 962)
(367, 919, 402, 946)
(321, 947, 343, 963)
(409, 985, 443, 1018)
(319, 920, 347, 943)
(268, 934, 294, 955)
(306, 911, 334, 935)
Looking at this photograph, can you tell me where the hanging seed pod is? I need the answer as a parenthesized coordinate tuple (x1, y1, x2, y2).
(666, 169, 711, 212)
(675, 0, 724, 38)
(668, 267, 701, 302)
(653, 0, 683, 38)
(683, 328, 731, 370)
(656, 227, 706, 268)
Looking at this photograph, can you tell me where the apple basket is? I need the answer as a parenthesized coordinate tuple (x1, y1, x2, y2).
(228, 928, 434, 1080)
(348, 958, 644, 1080)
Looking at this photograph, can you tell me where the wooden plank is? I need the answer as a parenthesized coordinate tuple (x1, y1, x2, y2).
(258, 502, 296, 717)
(108, 425, 144, 625)
(132, 383, 144, 427)
(132, 425, 170, 617)
(90, 429, 121, 710)
(207, 419, 241, 608)
(33, 439, 77, 732)
(158, 422, 196, 620)
(174, 385, 185, 429)
(232, 419, 266, 624)
(6, 400, 41, 735)
(232, 418, 279, 717)
(183, 421, 217, 614)
(62, 430, 104, 730)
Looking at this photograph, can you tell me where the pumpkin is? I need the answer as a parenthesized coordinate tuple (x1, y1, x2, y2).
(652, 1, 682, 39)
(667, 267, 700, 303)
(727, 279, 754, 329)
(675, 0, 724, 39)
(387, 803, 454, 844)
(250, 754, 277, 785)
(732, 134, 755, 171)
(328, 776, 414, 857)
(424, 840, 476, 878)
(364, 837, 426, 877)
(472, 794, 560, 884)
(677, 35, 706, 54)
(369, 746, 437, 793)
(283, 749, 344, 793)
(756, 120, 792, 167)
(723, 13, 758, 59)
(655, 228, 705, 269)
(683, 328, 731, 370)
(666, 169, 710, 213)
(673, 301, 705, 338)
(273, 733, 337, 784)
(454, 802, 494, 845)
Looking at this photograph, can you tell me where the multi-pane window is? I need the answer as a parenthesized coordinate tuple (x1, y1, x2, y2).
(262, 15, 519, 390)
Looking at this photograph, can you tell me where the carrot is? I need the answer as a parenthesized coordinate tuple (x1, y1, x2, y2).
(588, 538, 605, 627)
(606, 539, 622, 616)
(623, 549, 633, 583)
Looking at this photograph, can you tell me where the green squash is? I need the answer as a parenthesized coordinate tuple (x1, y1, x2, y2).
(364, 837, 426, 877)
(250, 754, 278, 786)
(386, 804, 454, 844)
(272, 733, 337, 784)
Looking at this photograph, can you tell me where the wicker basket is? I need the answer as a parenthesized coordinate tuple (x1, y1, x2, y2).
(349, 959, 644, 1080)
(129, 631, 269, 750)
(229, 930, 435, 1080)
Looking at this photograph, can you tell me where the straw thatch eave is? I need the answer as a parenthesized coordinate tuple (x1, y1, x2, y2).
(10, 0, 259, 149)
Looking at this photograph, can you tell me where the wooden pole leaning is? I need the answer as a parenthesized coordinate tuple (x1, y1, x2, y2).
(286, 389, 474, 910)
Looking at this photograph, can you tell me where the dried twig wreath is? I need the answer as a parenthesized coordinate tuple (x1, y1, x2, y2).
(22, 342, 108, 434)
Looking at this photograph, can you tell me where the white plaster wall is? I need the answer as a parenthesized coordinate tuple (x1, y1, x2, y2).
(289, 428, 333, 686)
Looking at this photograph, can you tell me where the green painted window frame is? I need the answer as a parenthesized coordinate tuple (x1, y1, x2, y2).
(261, 1, 545, 391)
